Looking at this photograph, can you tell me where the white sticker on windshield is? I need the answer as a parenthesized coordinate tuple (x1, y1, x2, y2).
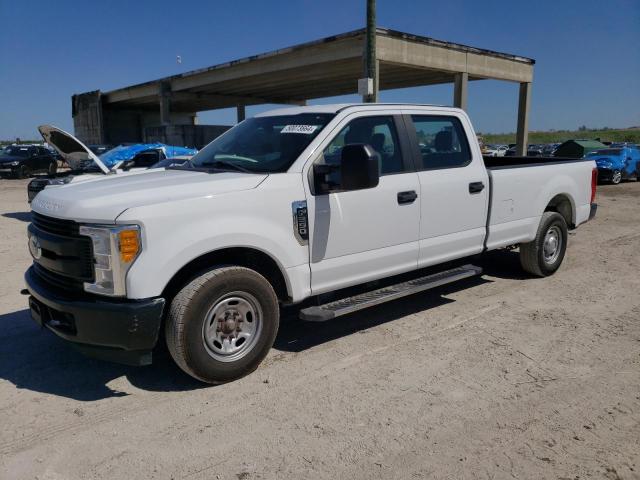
(281, 125, 318, 134)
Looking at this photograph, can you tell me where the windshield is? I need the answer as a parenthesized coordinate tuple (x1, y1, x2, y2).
(3, 146, 31, 157)
(189, 113, 335, 173)
(588, 149, 622, 156)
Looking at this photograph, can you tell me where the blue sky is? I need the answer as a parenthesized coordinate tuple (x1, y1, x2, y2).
(1, 0, 638, 140)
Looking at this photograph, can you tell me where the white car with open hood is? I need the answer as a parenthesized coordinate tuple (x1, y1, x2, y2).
(23, 104, 598, 384)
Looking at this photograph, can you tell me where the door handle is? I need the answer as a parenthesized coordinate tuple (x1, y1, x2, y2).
(469, 182, 485, 194)
(397, 190, 418, 204)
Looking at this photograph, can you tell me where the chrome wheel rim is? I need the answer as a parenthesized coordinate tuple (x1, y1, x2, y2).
(543, 225, 562, 265)
(612, 171, 622, 184)
(201, 291, 262, 362)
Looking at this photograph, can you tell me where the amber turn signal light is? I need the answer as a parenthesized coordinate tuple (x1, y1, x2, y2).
(118, 229, 140, 263)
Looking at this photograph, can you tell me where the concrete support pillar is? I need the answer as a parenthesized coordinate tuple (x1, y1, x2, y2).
(516, 82, 532, 156)
(159, 81, 171, 126)
(453, 72, 468, 111)
(237, 104, 246, 123)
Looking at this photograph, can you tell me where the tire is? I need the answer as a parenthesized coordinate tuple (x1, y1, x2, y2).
(165, 266, 279, 384)
(611, 170, 622, 185)
(17, 165, 30, 179)
(519, 211, 568, 277)
(48, 161, 57, 176)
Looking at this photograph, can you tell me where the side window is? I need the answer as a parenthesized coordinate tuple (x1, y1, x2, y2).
(410, 115, 471, 170)
(132, 150, 161, 167)
(323, 116, 405, 175)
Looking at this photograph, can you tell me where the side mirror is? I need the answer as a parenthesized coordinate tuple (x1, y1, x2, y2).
(313, 144, 380, 194)
(341, 144, 380, 191)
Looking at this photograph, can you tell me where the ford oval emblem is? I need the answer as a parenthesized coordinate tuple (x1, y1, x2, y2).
(29, 234, 42, 260)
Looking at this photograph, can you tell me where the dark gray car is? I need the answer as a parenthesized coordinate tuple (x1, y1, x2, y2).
(0, 145, 58, 178)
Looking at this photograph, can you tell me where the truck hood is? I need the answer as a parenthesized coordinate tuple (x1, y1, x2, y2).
(30, 169, 267, 222)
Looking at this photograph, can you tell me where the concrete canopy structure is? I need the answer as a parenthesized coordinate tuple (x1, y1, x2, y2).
(73, 28, 534, 152)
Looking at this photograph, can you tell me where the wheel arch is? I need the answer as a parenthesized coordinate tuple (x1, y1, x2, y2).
(544, 193, 575, 229)
(161, 246, 291, 305)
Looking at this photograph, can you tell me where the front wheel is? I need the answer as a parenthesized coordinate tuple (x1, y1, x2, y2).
(48, 161, 57, 176)
(16, 165, 31, 179)
(165, 266, 279, 384)
(519, 211, 568, 277)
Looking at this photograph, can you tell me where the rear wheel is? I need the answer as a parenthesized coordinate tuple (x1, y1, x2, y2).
(611, 170, 622, 184)
(165, 266, 279, 384)
(47, 161, 57, 176)
(519, 211, 568, 277)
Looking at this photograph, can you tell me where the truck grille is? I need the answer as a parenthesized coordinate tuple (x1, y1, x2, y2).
(32, 212, 80, 237)
(33, 263, 86, 293)
(30, 213, 93, 293)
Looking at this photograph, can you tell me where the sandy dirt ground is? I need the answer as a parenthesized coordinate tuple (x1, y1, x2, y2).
(0, 177, 638, 480)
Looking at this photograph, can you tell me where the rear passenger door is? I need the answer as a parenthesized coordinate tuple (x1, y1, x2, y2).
(404, 113, 489, 268)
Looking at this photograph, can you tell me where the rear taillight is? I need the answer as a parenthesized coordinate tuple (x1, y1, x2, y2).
(591, 168, 597, 203)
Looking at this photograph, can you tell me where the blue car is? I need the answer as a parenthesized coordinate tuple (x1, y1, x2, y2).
(586, 147, 640, 184)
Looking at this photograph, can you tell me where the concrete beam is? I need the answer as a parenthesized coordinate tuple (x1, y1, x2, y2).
(515, 82, 532, 156)
(171, 91, 305, 109)
(453, 72, 468, 110)
(377, 35, 533, 83)
(172, 38, 363, 93)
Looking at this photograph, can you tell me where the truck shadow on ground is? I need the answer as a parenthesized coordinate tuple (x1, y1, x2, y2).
(275, 276, 487, 353)
(0, 309, 205, 401)
(2, 211, 31, 222)
(0, 250, 526, 401)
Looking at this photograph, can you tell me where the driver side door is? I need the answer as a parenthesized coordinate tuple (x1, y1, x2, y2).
(306, 113, 421, 295)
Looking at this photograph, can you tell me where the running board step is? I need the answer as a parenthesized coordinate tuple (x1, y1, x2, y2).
(299, 264, 482, 322)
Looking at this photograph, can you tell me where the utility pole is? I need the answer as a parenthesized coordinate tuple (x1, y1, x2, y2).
(362, 0, 378, 103)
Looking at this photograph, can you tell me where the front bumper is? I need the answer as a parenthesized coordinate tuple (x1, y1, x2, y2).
(24, 266, 165, 365)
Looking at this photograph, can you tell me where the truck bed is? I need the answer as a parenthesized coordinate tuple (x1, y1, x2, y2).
(482, 155, 595, 251)
(483, 155, 591, 169)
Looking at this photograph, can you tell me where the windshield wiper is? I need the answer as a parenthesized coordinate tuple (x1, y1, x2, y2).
(200, 160, 253, 173)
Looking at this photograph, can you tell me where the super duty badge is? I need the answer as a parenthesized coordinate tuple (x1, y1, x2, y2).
(292, 200, 308, 245)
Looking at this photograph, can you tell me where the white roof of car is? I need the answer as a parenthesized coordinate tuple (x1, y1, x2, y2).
(256, 103, 449, 117)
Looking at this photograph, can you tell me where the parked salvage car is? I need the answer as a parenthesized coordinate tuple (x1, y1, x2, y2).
(485, 145, 509, 157)
(504, 145, 543, 157)
(586, 147, 640, 184)
(27, 126, 197, 202)
(0, 145, 58, 178)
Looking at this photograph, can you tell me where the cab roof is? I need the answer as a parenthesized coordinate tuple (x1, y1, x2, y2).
(256, 103, 450, 117)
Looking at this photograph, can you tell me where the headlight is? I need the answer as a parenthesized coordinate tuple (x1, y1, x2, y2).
(79, 225, 141, 296)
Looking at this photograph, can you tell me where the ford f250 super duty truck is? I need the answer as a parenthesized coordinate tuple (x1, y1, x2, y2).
(24, 104, 598, 384)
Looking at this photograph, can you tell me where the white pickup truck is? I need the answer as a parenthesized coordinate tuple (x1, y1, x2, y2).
(24, 104, 598, 383)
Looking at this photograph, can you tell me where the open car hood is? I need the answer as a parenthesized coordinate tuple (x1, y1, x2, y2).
(38, 125, 111, 174)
